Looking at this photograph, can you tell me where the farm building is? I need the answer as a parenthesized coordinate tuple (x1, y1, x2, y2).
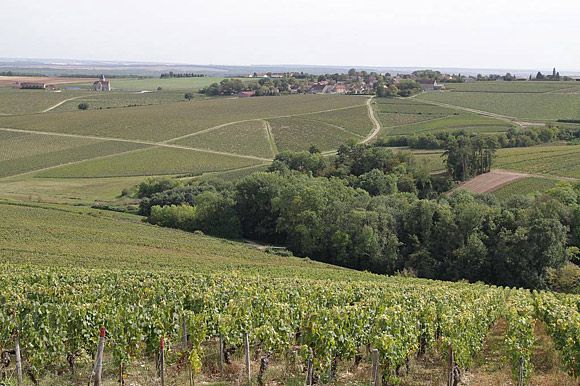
(93, 75, 111, 91)
(418, 80, 445, 91)
(19, 82, 47, 89)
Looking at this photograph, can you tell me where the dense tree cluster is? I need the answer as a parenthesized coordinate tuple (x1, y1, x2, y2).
(443, 135, 497, 181)
(160, 72, 205, 78)
(200, 79, 246, 96)
(381, 126, 580, 150)
(133, 144, 579, 290)
(376, 80, 422, 98)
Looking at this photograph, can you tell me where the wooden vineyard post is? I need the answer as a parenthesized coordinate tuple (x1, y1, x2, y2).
(244, 332, 251, 384)
(181, 316, 194, 386)
(93, 327, 106, 386)
(447, 345, 454, 386)
(119, 361, 125, 386)
(182, 317, 188, 346)
(371, 348, 379, 386)
(219, 335, 225, 374)
(14, 332, 23, 386)
(305, 348, 313, 386)
(159, 337, 166, 386)
(518, 357, 524, 386)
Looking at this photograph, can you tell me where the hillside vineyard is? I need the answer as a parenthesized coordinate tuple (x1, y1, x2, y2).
(1, 266, 578, 384)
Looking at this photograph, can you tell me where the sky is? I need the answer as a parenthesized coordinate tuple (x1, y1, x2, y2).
(2, 0, 579, 71)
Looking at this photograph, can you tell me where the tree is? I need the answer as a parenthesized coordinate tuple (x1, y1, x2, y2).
(184, 92, 194, 100)
(354, 169, 398, 196)
(77, 102, 89, 110)
(235, 172, 288, 242)
(444, 134, 496, 181)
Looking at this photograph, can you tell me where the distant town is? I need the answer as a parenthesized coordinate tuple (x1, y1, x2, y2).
(1, 67, 576, 100)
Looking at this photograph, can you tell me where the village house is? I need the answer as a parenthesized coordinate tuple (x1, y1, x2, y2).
(309, 84, 327, 94)
(334, 83, 348, 94)
(19, 82, 47, 90)
(418, 79, 445, 91)
(93, 75, 111, 91)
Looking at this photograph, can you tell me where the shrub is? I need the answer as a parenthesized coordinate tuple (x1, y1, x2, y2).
(148, 205, 196, 230)
(77, 102, 89, 110)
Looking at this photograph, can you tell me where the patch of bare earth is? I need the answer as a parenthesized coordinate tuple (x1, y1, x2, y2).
(457, 170, 528, 194)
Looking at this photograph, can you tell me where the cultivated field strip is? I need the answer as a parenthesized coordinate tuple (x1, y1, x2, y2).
(418, 91, 580, 121)
(0, 95, 377, 178)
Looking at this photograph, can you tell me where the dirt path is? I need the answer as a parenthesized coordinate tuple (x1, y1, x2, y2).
(41, 95, 89, 113)
(262, 120, 278, 157)
(361, 97, 381, 144)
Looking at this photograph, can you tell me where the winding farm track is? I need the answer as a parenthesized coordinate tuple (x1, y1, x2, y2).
(361, 97, 381, 144)
(41, 95, 90, 113)
(262, 120, 279, 157)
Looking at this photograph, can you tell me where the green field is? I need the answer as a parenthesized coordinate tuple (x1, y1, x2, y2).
(110, 77, 249, 91)
(0, 131, 145, 178)
(374, 98, 512, 137)
(409, 150, 446, 172)
(175, 120, 276, 158)
(0, 201, 365, 278)
(495, 145, 580, 178)
(0, 88, 90, 114)
(51, 90, 202, 112)
(0, 94, 368, 142)
(0, 94, 371, 186)
(36, 146, 265, 178)
(492, 177, 560, 199)
(417, 91, 580, 121)
(304, 105, 373, 136)
(444, 81, 580, 93)
(267, 116, 361, 152)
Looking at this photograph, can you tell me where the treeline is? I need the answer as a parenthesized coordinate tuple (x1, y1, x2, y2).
(0, 71, 46, 77)
(381, 126, 580, 150)
(200, 78, 305, 96)
(133, 144, 579, 289)
(376, 80, 422, 97)
(160, 72, 206, 78)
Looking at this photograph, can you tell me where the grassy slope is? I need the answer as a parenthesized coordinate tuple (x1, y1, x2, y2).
(0, 136, 145, 178)
(444, 81, 580, 93)
(173, 120, 275, 158)
(418, 91, 580, 121)
(0, 88, 91, 115)
(267, 116, 360, 152)
(51, 90, 200, 112)
(495, 145, 580, 178)
(493, 177, 560, 200)
(110, 77, 249, 91)
(36, 147, 264, 178)
(374, 97, 512, 137)
(0, 201, 371, 280)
